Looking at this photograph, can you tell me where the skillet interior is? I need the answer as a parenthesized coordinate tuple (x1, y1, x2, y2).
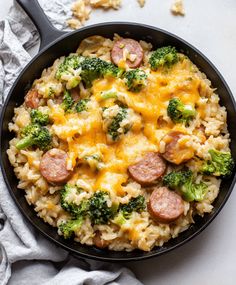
(1, 22, 236, 262)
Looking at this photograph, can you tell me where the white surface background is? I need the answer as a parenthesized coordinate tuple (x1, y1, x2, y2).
(1, 0, 236, 284)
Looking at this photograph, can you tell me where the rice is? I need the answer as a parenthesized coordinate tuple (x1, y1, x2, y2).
(137, 0, 145, 8)
(90, 0, 122, 9)
(67, 0, 187, 30)
(7, 35, 232, 252)
(171, 0, 185, 16)
(67, 0, 91, 29)
(68, 0, 146, 29)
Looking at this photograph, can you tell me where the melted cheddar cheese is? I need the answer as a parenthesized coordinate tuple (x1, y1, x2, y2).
(48, 56, 203, 197)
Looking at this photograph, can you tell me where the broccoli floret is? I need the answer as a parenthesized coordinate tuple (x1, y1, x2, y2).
(124, 69, 147, 92)
(201, 149, 234, 178)
(188, 182, 208, 202)
(113, 195, 146, 226)
(60, 184, 76, 213)
(79, 57, 101, 88)
(16, 124, 52, 150)
(61, 187, 115, 225)
(119, 195, 146, 219)
(57, 55, 122, 89)
(75, 98, 90, 113)
(61, 90, 75, 113)
(59, 217, 83, 239)
(149, 46, 178, 70)
(61, 91, 90, 113)
(56, 55, 81, 79)
(56, 55, 83, 89)
(167, 98, 196, 124)
(163, 169, 192, 189)
(108, 107, 128, 141)
(163, 169, 208, 202)
(30, 109, 49, 126)
(101, 61, 123, 78)
(88, 191, 114, 225)
(104, 106, 128, 142)
(60, 184, 88, 217)
(79, 57, 123, 88)
(84, 154, 104, 171)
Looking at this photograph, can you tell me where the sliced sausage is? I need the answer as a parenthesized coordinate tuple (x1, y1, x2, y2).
(148, 187, 184, 223)
(128, 152, 166, 186)
(93, 231, 109, 249)
(162, 131, 194, 165)
(70, 87, 80, 102)
(111, 38, 144, 68)
(40, 148, 72, 185)
(54, 97, 63, 105)
(25, 89, 39, 109)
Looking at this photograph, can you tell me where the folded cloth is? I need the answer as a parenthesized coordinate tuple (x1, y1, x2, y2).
(0, 1, 143, 284)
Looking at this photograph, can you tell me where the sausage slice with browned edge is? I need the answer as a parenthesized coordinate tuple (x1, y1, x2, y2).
(93, 231, 109, 249)
(148, 187, 184, 223)
(25, 89, 40, 109)
(40, 148, 72, 185)
(128, 152, 166, 186)
(111, 38, 144, 68)
(162, 131, 194, 165)
(70, 87, 80, 102)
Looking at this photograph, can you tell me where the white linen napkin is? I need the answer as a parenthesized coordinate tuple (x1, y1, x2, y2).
(0, 1, 143, 284)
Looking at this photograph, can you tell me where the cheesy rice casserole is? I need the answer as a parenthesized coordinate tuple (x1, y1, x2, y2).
(7, 35, 234, 251)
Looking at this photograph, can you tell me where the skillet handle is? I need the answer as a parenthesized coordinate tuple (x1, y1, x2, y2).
(16, 0, 67, 50)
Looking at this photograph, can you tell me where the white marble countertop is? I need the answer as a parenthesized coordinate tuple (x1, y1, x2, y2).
(1, 0, 236, 284)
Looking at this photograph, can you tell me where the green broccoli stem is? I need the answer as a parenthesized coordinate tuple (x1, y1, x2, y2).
(100, 91, 118, 100)
(16, 136, 34, 150)
(69, 217, 83, 231)
(113, 212, 127, 226)
(181, 185, 196, 202)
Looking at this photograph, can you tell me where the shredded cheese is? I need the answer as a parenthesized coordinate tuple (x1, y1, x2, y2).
(47, 56, 203, 197)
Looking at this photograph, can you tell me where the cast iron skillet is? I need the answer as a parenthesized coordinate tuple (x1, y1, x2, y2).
(0, 0, 236, 262)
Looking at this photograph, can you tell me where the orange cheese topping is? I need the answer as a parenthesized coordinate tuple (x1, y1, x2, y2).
(48, 56, 203, 195)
